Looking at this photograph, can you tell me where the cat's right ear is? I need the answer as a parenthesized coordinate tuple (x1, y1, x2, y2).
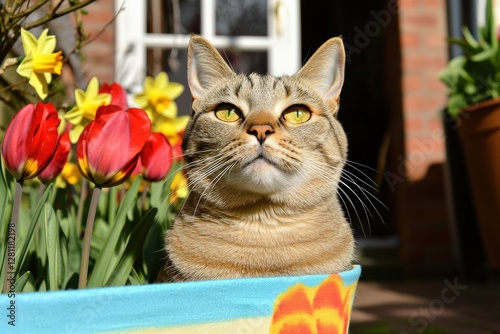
(295, 37, 345, 113)
(187, 35, 234, 100)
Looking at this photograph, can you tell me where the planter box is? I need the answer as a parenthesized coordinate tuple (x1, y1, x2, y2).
(1, 265, 360, 333)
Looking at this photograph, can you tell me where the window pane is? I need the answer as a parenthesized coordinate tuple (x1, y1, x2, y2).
(216, 0, 267, 36)
(146, 48, 192, 116)
(222, 50, 268, 74)
(147, 0, 201, 34)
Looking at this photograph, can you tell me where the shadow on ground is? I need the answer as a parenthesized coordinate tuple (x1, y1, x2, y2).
(350, 278, 500, 334)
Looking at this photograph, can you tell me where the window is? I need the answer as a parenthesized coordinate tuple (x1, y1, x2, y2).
(115, 0, 301, 115)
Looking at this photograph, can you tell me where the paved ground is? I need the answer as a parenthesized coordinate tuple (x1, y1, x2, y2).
(350, 278, 500, 334)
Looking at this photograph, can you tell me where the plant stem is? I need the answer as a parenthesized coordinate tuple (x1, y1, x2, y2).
(2, 180, 23, 294)
(78, 185, 101, 289)
(76, 178, 88, 237)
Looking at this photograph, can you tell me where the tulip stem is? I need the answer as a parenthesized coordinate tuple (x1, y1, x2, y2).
(78, 185, 102, 289)
(2, 180, 23, 294)
(76, 178, 88, 237)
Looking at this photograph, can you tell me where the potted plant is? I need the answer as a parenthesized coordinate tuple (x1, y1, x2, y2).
(440, 0, 500, 271)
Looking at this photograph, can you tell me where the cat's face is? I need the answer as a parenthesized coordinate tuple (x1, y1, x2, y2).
(182, 35, 347, 198)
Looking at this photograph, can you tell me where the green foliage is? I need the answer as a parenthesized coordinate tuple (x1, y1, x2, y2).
(0, 158, 183, 292)
(440, 0, 500, 117)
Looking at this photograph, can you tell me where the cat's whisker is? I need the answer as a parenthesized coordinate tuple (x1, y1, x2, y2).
(192, 161, 236, 217)
(337, 185, 368, 237)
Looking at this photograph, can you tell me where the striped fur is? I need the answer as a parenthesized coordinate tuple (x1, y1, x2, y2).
(160, 35, 354, 281)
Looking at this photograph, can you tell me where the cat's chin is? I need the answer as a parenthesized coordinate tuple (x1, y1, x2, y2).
(232, 158, 302, 194)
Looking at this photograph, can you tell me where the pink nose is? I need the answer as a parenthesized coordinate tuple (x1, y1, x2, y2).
(247, 124, 274, 143)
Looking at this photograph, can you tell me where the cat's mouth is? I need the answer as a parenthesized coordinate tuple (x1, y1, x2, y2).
(242, 154, 279, 170)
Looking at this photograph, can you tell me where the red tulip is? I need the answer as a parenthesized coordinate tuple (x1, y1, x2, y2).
(99, 82, 129, 111)
(1, 103, 60, 180)
(76, 105, 151, 187)
(38, 132, 71, 183)
(140, 132, 173, 182)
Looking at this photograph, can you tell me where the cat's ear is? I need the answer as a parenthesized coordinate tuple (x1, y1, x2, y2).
(187, 35, 234, 100)
(295, 37, 345, 112)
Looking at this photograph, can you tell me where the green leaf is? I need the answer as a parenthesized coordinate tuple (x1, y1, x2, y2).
(45, 204, 59, 291)
(485, 0, 498, 48)
(87, 177, 142, 288)
(0, 159, 13, 287)
(15, 271, 36, 292)
(470, 47, 496, 62)
(16, 183, 55, 274)
(461, 26, 479, 49)
(105, 208, 157, 286)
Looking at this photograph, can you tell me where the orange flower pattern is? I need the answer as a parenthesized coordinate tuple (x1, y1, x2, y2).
(270, 274, 357, 334)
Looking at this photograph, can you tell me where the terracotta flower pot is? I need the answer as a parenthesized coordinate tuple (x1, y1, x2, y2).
(459, 98, 500, 270)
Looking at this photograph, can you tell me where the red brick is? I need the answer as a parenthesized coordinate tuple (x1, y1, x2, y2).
(401, 32, 420, 48)
(404, 95, 446, 113)
(405, 116, 424, 134)
(403, 74, 422, 91)
(402, 54, 447, 72)
(404, 13, 438, 26)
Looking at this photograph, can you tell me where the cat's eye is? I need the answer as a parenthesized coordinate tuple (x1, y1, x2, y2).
(282, 106, 311, 124)
(214, 104, 242, 122)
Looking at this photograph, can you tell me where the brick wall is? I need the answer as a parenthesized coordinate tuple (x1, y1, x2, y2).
(397, 0, 454, 275)
(79, 0, 116, 84)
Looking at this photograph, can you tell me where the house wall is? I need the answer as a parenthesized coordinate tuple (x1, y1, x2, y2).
(79, 0, 116, 84)
(396, 0, 454, 275)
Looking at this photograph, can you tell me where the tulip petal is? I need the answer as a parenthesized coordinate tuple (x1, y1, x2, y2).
(38, 132, 71, 182)
(141, 132, 173, 181)
(1, 103, 60, 180)
(77, 106, 151, 187)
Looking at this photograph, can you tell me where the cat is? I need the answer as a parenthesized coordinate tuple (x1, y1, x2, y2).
(159, 35, 354, 281)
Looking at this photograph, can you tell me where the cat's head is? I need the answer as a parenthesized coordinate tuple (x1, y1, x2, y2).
(182, 35, 347, 202)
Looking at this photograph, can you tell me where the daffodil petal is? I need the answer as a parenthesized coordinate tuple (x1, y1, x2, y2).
(159, 101, 178, 118)
(69, 124, 85, 144)
(86, 77, 100, 97)
(44, 72, 52, 85)
(29, 73, 48, 100)
(165, 82, 184, 99)
(64, 105, 84, 125)
(75, 88, 85, 106)
(155, 71, 169, 88)
(143, 76, 155, 91)
(174, 115, 190, 132)
(16, 55, 34, 78)
(39, 34, 56, 54)
(134, 93, 149, 109)
(20, 28, 38, 55)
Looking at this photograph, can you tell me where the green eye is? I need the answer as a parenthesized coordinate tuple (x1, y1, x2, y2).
(283, 106, 311, 124)
(215, 104, 242, 122)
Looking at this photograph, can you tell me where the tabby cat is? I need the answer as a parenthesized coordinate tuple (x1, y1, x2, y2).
(160, 35, 354, 281)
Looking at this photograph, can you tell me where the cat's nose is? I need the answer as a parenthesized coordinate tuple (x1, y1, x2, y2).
(247, 124, 275, 143)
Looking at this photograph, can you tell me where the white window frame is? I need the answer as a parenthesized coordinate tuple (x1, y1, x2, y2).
(114, 0, 301, 91)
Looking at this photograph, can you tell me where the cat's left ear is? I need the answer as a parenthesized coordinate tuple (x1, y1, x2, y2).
(295, 37, 345, 113)
(187, 34, 234, 101)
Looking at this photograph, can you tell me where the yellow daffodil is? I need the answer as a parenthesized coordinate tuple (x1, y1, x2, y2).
(169, 171, 188, 204)
(64, 77, 111, 143)
(17, 28, 63, 100)
(55, 162, 82, 188)
(134, 72, 184, 119)
(154, 114, 189, 145)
